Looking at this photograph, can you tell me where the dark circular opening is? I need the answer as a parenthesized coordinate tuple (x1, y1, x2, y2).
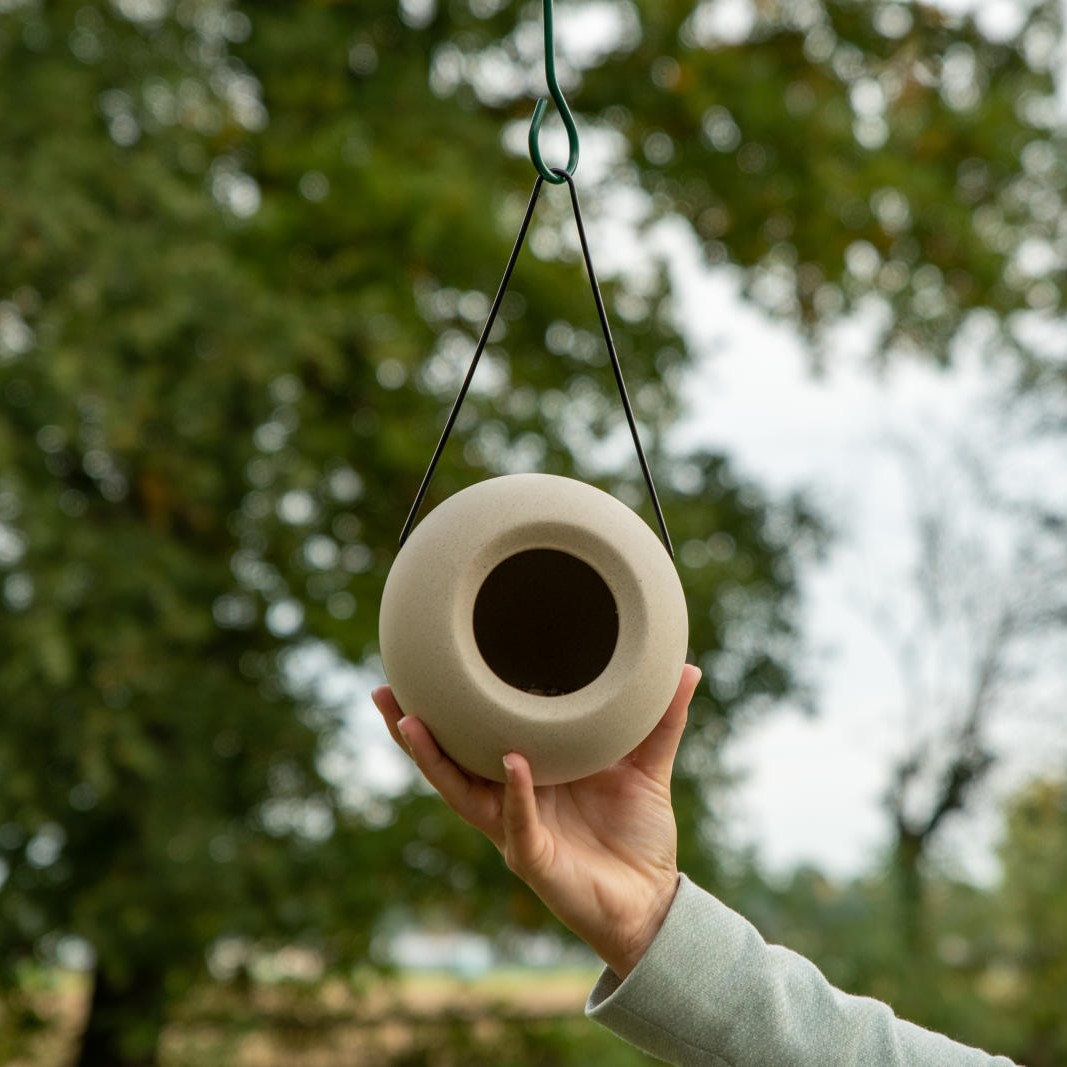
(473, 549, 618, 696)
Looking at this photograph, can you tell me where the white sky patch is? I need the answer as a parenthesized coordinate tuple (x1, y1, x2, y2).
(655, 208, 1067, 882)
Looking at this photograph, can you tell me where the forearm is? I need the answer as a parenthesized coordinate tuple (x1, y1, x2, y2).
(586, 875, 1017, 1067)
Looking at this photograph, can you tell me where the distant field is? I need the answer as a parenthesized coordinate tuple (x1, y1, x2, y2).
(4, 967, 659, 1067)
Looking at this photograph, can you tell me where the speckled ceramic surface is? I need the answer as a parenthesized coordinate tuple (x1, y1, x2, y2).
(378, 473, 689, 785)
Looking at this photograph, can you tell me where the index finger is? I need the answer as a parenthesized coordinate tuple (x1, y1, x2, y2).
(370, 688, 505, 848)
(629, 664, 701, 781)
(371, 686, 409, 754)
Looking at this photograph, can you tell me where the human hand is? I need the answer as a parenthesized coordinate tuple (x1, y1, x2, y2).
(372, 664, 701, 978)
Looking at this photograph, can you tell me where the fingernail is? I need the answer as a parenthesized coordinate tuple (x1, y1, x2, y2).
(397, 718, 415, 755)
(371, 687, 387, 708)
(502, 756, 515, 782)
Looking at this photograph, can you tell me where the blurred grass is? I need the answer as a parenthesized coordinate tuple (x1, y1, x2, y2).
(4, 968, 661, 1067)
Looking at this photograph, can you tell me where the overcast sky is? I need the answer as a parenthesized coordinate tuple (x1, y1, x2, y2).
(657, 207, 1067, 882)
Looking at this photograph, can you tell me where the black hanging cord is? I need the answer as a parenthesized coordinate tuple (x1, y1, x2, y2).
(555, 169, 673, 559)
(398, 175, 546, 548)
(399, 170, 674, 561)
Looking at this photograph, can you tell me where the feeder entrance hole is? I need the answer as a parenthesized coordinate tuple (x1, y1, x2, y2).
(473, 548, 618, 696)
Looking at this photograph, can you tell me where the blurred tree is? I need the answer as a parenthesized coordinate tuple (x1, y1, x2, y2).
(728, 774, 1067, 1066)
(893, 465, 1062, 937)
(724, 419, 1067, 1058)
(0, 0, 1061, 1064)
(837, 434, 1067, 965)
(0, 1, 803, 1063)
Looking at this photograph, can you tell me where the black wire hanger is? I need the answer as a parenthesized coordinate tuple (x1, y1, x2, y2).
(399, 2, 673, 560)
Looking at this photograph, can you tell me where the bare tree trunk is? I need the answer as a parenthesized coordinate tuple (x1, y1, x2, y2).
(892, 827, 926, 955)
(74, 966, 166, 1067)
(888, 737, 994, 960)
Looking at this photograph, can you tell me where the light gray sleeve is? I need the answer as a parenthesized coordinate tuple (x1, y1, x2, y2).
(585, 875, 1017, 1067)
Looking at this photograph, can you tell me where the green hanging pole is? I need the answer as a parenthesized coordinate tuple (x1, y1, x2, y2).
(528, 0, 580, 184)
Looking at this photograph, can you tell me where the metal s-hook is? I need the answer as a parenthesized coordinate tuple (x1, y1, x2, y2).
(528, 0, 580, 184)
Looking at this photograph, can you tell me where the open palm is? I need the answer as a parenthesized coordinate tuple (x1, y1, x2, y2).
(372, 664, 701, 977)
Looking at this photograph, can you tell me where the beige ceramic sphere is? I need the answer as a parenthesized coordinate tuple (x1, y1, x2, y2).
(378, 473, 689, 785)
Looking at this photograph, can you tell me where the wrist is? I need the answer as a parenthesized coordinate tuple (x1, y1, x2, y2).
(600, 870, 680, 979)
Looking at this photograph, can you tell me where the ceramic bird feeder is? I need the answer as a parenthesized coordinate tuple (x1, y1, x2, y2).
(379, 473, 688, 784)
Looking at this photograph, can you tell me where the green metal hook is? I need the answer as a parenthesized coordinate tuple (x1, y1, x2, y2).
(528, 0, 580, 184)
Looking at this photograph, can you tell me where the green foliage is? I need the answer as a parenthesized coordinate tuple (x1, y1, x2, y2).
(990, 779, 1067, 1067)
(584, 0, 1065, 350)
(0, 0, 1062, 1062)
(723, 776, 1067, 1066)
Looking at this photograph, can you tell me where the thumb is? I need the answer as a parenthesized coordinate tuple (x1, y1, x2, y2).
(630, 664, 701, 781)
